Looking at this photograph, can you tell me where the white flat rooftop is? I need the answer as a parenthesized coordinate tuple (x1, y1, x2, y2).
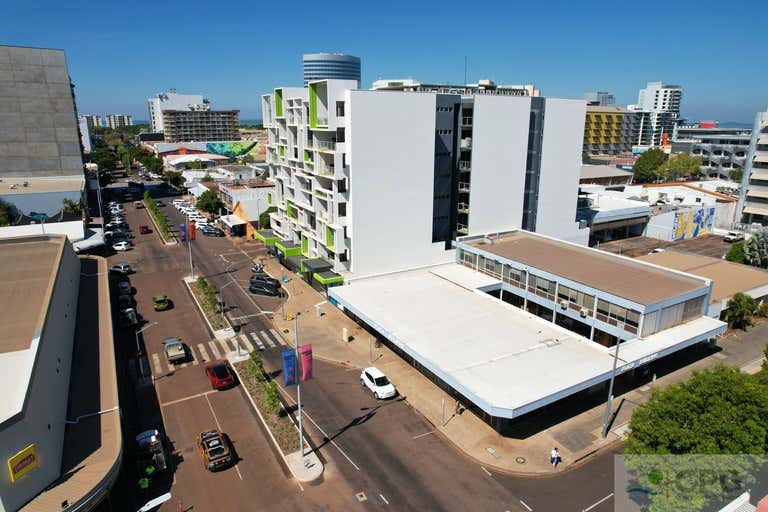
(332, 264, 726, 419)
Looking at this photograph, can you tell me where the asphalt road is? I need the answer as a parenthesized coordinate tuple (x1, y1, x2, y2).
(157, 200, 620, 512)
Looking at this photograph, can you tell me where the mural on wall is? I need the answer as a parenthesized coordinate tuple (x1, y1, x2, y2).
(206, 141, 264, 161)
(672, 207, 715, 240)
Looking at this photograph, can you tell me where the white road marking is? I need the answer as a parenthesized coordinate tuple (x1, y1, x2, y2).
(209, 340, 223, 360)
(412, 430, 435, 440)
(582, 493, 613, 512)
(239, 334, 254, 352)
(190, 350, 199, 365)
(197, 343, 211, 363)
(204, 393, 243, 481)
(260, 330, 276, 348)
(249, 332, 265, 351)
(480, 466, 492, 477)
(222, 338, 235, 352)
(520, 499, 533, 511)
(161, 390, 217, 408)
(270, 328, 287, 346)
(151, 353, 162, 375)
(379, 494, 389, 505)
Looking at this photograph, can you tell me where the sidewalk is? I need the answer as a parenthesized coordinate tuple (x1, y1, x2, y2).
(247, 239, 768, 475)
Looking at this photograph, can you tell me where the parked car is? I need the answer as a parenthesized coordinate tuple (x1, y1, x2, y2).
(105, 221, 127, 230)
(110, 262, 132, 274)
(162, 337, 186, 364)
(201, 226, 225, 237)
(117, 293, 135, 309)
(197, 429, 234, 471)
(134, 201, 144, 209)
(155, 200, 165, 207)
(152, 294, 170, 311)
(113, 241, 132, 251)
(249, 282, 280, 296)
(724, 231, 745, 243)
(136, 429, 167, 473)
(250, 273, 281, 288)
(116, 280, 132, 295)
(204, 361, 235, 389)
(119, 307, 139, 327)
(139, 225, 151, 234)
(360, 367, 397, 399)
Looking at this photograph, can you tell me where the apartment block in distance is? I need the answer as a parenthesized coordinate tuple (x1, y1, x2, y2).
(261, 79, 586, 278)
(80, 114, 102, 129)
(671, 122, 751, 179)
(583, 106, 640, 155)
(161, 109, 240, 143)
(632, 82, 683, 146)
(737, 108, 768, 224)
(104, 113, 132, 129)
(147, 90, 209, 132)
(583, 91, 615, 106)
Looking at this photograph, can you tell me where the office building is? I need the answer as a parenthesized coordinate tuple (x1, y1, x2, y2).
(303, 53, 360, 87)
(161, 109, 240, 143)
(671, 123, 751, 179)
(583, 91, 615, 106)
(147, 91, 209, 132)
(261, 79, 586, 278)
(737, 109, 768, 224)
(330, 229, 725, 432)
(633, 82, 683, 147)
(0, 45, 84, 179)
(583, 106, 640, 155)
(80, 114, 102, 129)
(104, 113, 132, 129)
(77, 115, 92, 153)
(372, 78, 540, 97)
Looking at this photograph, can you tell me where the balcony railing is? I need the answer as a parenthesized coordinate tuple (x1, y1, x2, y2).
(457, 223, 468, 234)
(457, 202, 469, 213)
(460, 138, 472, 150)
(458, 181, 470, 192)
(459, 161, 471, 171)
(316, 140, 336, 151)
(461, 116, 473, 126)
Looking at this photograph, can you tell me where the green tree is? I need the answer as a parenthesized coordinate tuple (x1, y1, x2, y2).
(62, 198, 84, 214)
(730, 167, 744, 184)
(265, 381, 280, 414)
(187, 159, 203, 170)
(724, 292, 757, 330)
(239, 153, 254, 165)
(625, 365, 768, 511)
(163, 171, 185, 188)
(259, 206, 276, 229)
(196, 190, 224, 218)
(98, 171, 115, 186)
(744, 228, 768, 268)
(92, 148, 117, 172)
(200, 173, 214, 182)
(633, 148, 668, 183)
(0, 199, 13, 226)
(724, 241, 746, 264)
(663, 153, 702, 181)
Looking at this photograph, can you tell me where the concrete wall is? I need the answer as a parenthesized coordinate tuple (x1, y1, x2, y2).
(536, 98, 588, 244)
(0, 46, 84, 178)
(645, 203, 733, 241)
(468, 95, 530, 235)
(0, 240, 80, 512)
(347, 91, 453, 275)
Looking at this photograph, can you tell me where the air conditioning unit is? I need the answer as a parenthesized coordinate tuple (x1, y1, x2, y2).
(580, 308, 589, 317)
(559, 300, 569, 309)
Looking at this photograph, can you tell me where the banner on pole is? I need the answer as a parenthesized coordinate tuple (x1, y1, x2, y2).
(282, 349, 296, 386)
(179, 223, 186, 242)
(189, 221, 196, 240)
(299, 344, 313, 381)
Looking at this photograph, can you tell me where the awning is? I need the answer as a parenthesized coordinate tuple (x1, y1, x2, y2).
(314, 271, 344, 286)
(275, 240, 302, 257)
(744, 206, 768, 216)
(750, 173, 768, 181)
(219, 214, 246, 227)
(301, 258, 333, 273)
(747, 189, 768, 199)
(284, 255, 304, 272)
(254, 229, 279, 245)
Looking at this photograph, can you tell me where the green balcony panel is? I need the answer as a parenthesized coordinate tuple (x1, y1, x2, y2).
(325, 225, 335, 249)
(275, 88, 283, 118)
(313, 271, 343, 286)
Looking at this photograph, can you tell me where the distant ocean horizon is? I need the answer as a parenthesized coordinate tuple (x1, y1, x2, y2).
(132, 119, 263, 126)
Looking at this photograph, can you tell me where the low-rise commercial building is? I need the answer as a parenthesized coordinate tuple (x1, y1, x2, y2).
(579, 164, 634, 188)
(218, 180, 273, 214)
(671, 123, 751, 179)
(330, 230, 725, 431)
(577, 187, 651, 245)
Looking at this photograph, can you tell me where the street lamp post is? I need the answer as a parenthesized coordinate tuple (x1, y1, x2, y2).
(186, 213, 194, 279)
(294, 313, 306, 460)
(601, 339, 622, 438)
(135, 322, 158, 379)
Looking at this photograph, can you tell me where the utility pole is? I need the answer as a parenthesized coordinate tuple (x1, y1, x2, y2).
(294, 313, 305, 459)
(186, 213, 194, 279)
(602, 340, 622, 438)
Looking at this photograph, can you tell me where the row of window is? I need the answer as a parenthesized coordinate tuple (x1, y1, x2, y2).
(437, 107, 454, 112)
(437, 129, 453, 135)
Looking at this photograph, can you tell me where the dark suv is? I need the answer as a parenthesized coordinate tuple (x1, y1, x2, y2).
(250, 273, 281, 288)
(249, 282, 279, 296)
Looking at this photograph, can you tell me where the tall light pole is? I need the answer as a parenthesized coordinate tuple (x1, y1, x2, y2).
(601, 339, 622, 438)
(294, 313, 305, 459)
(186, 213, 194, 279)
(136, 322, 158, 379)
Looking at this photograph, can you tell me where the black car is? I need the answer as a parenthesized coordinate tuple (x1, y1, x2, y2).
(249, 282, 280, 296)
(201, 227, 225, 237)
(250, 273, 281, 288)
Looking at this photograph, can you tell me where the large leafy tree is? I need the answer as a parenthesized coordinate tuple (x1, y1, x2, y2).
(624, 365, 768, 511)
(196, 190, 224, 218)
(633, 148, 668, 182)
(662, 153, 702, 181)
(92, 147, 117, 172)
(0, 199, 13, 226)
(724, 292, 757, 330)
(744, 228, 768, 268)
(163, 171, 185, 188)
(724, 241, 746, 264)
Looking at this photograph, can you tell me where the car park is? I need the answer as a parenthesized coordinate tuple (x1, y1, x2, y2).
(360, 367, 397, 399)
(110, 262, 132, 274)
(113, 241, 132, 251)
(152, 294, 171, 311)
(197, 429, 234, 471)
(205, 361, 235, 389)
(249, 281, 280, 296)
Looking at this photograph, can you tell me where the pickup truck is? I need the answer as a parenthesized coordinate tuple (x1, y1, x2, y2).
(162, 337, 186, 364)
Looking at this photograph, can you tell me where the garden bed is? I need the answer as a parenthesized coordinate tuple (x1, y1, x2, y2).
(143, 193, 172, 242)
(189, 277, 226, 330)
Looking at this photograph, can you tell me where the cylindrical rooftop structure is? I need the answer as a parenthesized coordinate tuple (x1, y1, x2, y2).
(303, 53, 361, 87)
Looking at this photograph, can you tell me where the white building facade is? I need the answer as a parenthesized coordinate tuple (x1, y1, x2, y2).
(147, 91, 209, 132)
(104, 114, 132, 129)
(262, 79, 587, 277)
(80, 114, 102, 129)
(78, 115, 92, 153)
(633, 82, 683, 147)
(737, 109, 768, 224)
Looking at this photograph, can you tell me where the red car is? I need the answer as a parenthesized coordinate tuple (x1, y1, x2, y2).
(204, 361, 235, 390)
(139, 225, 151, 234)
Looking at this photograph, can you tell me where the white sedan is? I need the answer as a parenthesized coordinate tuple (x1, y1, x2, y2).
(112, 241, 132, 251)
(360, 367, 397, 400)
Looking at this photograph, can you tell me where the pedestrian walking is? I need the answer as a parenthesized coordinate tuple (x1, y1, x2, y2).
(550, 447, 561, 471)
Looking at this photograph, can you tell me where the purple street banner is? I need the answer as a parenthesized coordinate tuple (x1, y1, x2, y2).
(179, 222, 186, 242)
(282, 349, 296, 386)
(299, 344, 313, 381)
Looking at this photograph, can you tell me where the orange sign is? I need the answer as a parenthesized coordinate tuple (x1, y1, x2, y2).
(8, 444, 39, 482)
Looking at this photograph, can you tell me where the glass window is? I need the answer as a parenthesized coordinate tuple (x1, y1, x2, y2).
(626, 310, 640, 328)
(597, 299, 610, 317)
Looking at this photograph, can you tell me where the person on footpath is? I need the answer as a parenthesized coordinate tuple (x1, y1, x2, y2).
(550, 447, 561, 471)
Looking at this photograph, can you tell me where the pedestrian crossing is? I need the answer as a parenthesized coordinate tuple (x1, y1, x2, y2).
(149, 337, 252, 376)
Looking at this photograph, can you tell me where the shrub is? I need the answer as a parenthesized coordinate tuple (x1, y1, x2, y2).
(265, 381, 280, 414)
(725, 241, 746, 264)
(724, 292, 758, 330)
(248, 350, 264, 381)
(757, 302, 768, 318)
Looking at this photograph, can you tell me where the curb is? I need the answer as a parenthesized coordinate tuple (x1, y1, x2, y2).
(182, 277, 232, 339)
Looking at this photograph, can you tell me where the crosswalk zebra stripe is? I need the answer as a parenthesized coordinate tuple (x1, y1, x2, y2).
(240, 334, 254, 352)
(152, 353, 162, 375)
(197, 343, 211, 363)
(270, 328, 288, 347)
(260, 330, 276, 348)
(249, 332, 265, 351)
(209, 340, 223, 360)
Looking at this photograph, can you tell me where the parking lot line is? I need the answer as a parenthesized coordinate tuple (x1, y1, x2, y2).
(239, 334, 254, 352)
(197, 343, 211, 363)
(209, 340, 223, 360)
(249, 332, 265, 350)
(269, 329, 287, 347)
(260, 331, 276, 348)
(151, 353, 162, 375)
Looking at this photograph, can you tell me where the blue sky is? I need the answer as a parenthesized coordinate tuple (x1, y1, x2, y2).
(3, 0, 766, 123)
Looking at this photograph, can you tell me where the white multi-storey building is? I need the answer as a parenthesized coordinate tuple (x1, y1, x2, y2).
(81, 114, 102, 129)
(147, 91, 209, 132)
(737, 109, 768, 225)
(77, 115, 92, 152)
(633, 82, 683, 146)
(104, 114, 132, 129)
(262, 79, 587, 277)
